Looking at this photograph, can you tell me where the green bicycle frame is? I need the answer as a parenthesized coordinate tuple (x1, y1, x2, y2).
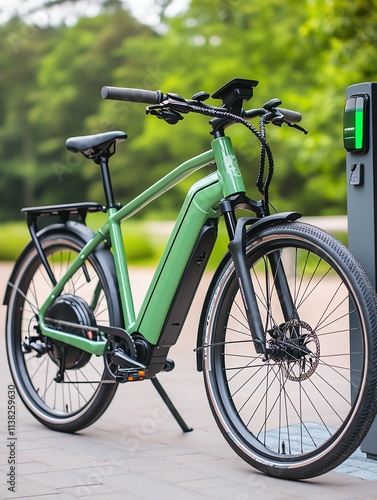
(38, 136, 246, 353)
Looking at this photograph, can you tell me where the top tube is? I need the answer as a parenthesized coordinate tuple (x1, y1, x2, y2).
(110, 148, 216, 225)
(100, 135, 245, 228)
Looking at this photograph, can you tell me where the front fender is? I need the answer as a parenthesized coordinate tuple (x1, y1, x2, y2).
(243, 211, 302, 234)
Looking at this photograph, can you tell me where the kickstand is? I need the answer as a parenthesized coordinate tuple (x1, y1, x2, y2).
(151, 377, 193, 433)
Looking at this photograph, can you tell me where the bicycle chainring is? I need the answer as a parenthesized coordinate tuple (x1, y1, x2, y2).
(104, 330, 137, 381)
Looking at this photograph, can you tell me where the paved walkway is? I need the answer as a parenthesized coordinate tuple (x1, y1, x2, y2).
(1, 262, 377, 499)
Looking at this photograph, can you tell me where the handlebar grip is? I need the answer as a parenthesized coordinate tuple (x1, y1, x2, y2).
(101, 86, 164, 104)
(243, 108, 265, 119)
(278, 108, 302, 123)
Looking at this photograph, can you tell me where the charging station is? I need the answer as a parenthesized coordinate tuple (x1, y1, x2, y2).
(345, 82, 377, 459)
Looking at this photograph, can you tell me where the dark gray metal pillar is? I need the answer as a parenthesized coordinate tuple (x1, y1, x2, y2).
(346, 82, 377, 459)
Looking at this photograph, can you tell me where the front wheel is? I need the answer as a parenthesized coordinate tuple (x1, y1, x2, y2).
(201, 222, 377, 479)
(6, 228, 121, 432)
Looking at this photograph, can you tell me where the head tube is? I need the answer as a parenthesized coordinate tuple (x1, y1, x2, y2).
(212, 136, 246, 197)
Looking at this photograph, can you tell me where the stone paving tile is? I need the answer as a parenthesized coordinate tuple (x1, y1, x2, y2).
(247, 471, 377, 500)
(182, 456, 253, 481)
(61, 487, 145, 500)
(91, 426, 178, 454)
(48, 435, 136, 461)
(60, 481, 132, 499)
(16, 446, 70, 460)
(149, 427, 236, 460)
(147, 466, 214, 484)
(16, 440, 71, 456)
(1, 476, 59, 499)
(205, 483, 293, 500)
(139, 445, 191, 458)
(104, 471, 208, 500)
(116, 455, 186, 474)
(286, 477, 377, 500)
(178, 476, 240, 493)
(25, 469, 103, 490)
(17, 461, 60, 475)
(163, 452, 222, 465)
(26, 496, 60, 500)
(29, 452, 111, 471)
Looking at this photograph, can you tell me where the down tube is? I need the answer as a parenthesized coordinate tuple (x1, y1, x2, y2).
(131, 175, 223, 345)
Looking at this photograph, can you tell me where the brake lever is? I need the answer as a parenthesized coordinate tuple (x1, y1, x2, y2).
(268, 112, 308, 134)
(147, 93, 191, 114)
(284, 121, 308, 135)
(165, 95, 193, 114)
(146, 105, 184, 125)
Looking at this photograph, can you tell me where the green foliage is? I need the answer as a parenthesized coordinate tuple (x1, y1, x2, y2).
(0, 218, 156, 263)
(0, 222, 30, 260)
(1, 0, 376, 223)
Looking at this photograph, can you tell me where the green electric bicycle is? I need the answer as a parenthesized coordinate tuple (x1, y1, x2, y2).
(5, 78, 377, 479)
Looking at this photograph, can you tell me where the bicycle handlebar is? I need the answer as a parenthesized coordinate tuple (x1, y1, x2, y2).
(101, 86, 302, 124)
(101, 86, 164, 104)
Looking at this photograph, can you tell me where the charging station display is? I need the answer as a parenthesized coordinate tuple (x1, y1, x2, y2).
(343, 94, 368, 154)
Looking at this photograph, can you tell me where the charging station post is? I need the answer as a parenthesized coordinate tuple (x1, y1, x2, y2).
(345, 82, 377, 459)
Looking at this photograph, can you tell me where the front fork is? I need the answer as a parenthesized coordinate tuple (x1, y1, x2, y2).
(223, 200, 301, 356)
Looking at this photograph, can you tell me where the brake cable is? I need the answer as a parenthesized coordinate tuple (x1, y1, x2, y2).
(181, 104, 274, 213)
(148, 100, 275, 212)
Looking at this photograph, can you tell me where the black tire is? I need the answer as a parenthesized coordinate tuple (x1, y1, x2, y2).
(201, 222, 377, 479)
(6, 228, 120, 432)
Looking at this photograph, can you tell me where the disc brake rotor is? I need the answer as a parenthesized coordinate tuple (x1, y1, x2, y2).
(268, 320, 320, 382)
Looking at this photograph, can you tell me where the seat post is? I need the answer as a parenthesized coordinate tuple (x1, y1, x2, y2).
(99, 154, 116, 209)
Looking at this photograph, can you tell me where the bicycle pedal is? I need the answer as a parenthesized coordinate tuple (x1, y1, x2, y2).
(110, 349, 148, 382)
(111, 348, 146, 370)
(117, 368, 147, 382)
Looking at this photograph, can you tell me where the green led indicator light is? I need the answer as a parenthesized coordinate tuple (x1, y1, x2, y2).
(354, 108, 364, 150)
(343, 95, 368, 153)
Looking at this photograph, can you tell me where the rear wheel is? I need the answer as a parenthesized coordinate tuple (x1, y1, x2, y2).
(201, 222, 377, 479)
(6, 230, 119, 432)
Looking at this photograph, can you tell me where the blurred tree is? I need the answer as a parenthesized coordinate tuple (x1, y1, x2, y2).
(0, 18, 59, 219)
(123, 0, 319, 214)
(1, 0, 377, 221)
(0, 7, 156, 219)
(293, 0, 377, 214)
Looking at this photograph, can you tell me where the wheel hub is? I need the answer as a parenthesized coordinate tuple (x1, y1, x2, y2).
(45, 294, 97, 370)
(267, 320, 320, 381)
